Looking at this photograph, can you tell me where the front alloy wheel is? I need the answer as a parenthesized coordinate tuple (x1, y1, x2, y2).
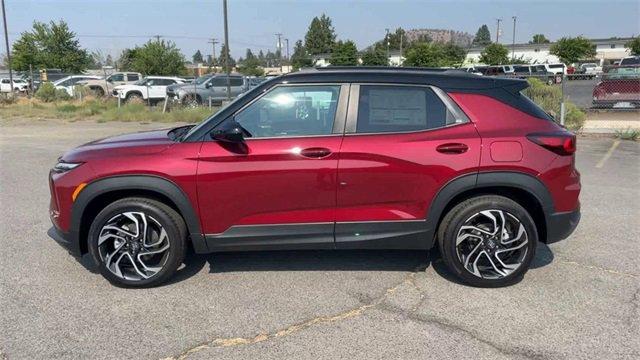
(88, 198, 186, 287)
(98, 212, 170, 281)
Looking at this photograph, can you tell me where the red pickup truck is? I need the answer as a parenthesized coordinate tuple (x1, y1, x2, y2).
(592, 65, 640, 108)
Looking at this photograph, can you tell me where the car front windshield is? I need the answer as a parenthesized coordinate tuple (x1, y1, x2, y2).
(194, 76, 213, 85)
(134, 78, 148, 85)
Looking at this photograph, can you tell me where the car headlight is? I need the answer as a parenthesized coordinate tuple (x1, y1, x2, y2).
(53, 161, 83, 173)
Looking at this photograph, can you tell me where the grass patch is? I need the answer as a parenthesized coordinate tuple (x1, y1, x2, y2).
(615, 127, 640, 141)
(1, 97, 218, 123)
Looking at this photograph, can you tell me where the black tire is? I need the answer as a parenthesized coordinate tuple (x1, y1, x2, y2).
(90, 86, 105, 97)
(88, 197, 187, 288)
(126, 92, 144, 104)
(437, 195, 538, 288)
(182, 94, 201, 108)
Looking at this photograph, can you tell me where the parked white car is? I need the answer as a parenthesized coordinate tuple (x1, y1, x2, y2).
(112, 76, 186, 102)
(53, 75, 103, 96)
(0, 78, 29, 93)
(542, 63, 567, 75)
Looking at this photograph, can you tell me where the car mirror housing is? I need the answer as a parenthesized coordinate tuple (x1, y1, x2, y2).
(211, 121, 244, 143)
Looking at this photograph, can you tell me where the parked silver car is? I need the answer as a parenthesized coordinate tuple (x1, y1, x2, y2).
(166, 73, 250, 106)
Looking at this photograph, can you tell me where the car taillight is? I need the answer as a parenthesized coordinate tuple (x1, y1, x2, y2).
(527, 132, 576, 156)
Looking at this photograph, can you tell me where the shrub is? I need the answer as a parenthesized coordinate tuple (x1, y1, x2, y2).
(34, 82, 57, 102)
(564, 102, 586, 131)
(524, 78, 585, 130)
(35, 82, 72, 102)
(615, 127, 639, 141)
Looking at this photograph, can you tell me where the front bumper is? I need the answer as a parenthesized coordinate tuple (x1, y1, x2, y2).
(48, 225, 82, 257)
(545, 205, 581, 244)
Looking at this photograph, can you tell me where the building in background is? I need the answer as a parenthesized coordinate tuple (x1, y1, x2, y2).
(465, 37, 634, 65)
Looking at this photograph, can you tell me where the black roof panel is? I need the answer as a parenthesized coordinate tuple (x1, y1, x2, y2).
(281, 67, 527, 91)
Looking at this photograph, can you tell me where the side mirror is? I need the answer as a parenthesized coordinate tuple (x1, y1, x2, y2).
(205, 82, 213, 89)
(211, 122, 244, 143)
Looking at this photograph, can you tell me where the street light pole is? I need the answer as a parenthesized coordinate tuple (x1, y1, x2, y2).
(222, 0, 231, 101)
(1, 0, 14, 98)
(495, 18, 502, 43)
(511, 16, 517, 60)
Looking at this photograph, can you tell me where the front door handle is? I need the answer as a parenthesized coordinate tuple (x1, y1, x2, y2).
(300, 147, 332, 159)
(436, 143, 469, 154)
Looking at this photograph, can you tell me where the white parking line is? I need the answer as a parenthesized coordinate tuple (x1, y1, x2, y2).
(595, 140, 620, 168)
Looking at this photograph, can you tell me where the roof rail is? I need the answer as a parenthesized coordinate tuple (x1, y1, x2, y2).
(298, 66, 470, 75)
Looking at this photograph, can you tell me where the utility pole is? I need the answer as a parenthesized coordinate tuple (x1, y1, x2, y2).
(385, 28, 390, 64)
(154, 34, 162, 42)
(511, 16, 517, 60)
(399, 32, 403, 67)
(495, 18, 502, 43)
(208, 38, 218, 67)
(285, 38, 289, 61)
(222, 0, 231, 101)
(1, 0, 13, 98)
(275, 33, 283, 66)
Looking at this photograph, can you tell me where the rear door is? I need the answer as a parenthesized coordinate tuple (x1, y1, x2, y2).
(335, 84, 481, 249)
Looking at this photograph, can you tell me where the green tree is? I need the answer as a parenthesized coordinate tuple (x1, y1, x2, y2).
(404, 43, 448, 67)
(442, 43, 467, 65)
(372, 28, 407, 51)
(625, 36, 640, 55)
(290, 40, 313, 70)
(192, 50, 204, 63)
(473, 25, 492, 46)
(530, 34, 550, 44)
(479, 43, 510, 65)
(11, 20, 90, 72)
(237, 48, 264, 76)
(360, 48, 388, 66)
(218, 43, 236, 72)
(130, 40, 185, 75)
(304, 14, 336, 55)
(117, 48, 139, 71)
(330, 40, 358, 66)
(550, 36, 596, 64)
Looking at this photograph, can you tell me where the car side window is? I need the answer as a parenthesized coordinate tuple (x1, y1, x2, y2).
(234, 85, 340, 138)
(110, 74, 124, 82)
(211, 77, 227, 87)
(355, 85, 465, 134)
(230, 77, 244, 86)
(127, 74, 140, 81)
(1, 79, 9, 84)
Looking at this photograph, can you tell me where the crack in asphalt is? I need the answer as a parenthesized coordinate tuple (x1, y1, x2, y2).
(555, 257, 638, 278)
(377, 302, 549, 360)
(161, 264, 428, 360)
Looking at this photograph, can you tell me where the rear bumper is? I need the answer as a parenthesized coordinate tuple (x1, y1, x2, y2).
(545, 205, 581, 244)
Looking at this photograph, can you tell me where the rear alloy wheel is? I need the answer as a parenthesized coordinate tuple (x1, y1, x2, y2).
(438, 195, 537, 287)
(88, 198, 186, 287)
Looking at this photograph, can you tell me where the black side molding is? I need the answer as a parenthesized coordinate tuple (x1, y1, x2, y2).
(71, 175, 207, 254)
(205, 223, 335, 252)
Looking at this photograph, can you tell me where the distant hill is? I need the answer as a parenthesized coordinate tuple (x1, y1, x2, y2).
(405, 28, 474, 47)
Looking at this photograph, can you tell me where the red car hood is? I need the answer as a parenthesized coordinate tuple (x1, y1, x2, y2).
(62, 129, 176, 162)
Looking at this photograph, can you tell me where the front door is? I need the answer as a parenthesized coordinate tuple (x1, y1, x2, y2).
(335, 84, 481, 249)
(197, 83, 349, 250)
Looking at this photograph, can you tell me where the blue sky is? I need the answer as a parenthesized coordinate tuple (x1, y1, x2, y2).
(3, 0, 639, 59)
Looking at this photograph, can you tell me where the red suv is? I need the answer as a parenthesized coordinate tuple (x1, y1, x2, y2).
(49, 68, 581, 288)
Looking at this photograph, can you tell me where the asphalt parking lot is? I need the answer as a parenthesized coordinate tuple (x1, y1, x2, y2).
(0, 120, 638, 360)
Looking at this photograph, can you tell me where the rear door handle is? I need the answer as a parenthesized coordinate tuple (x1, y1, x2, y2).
(300, 147, 332, 159)
(436, 143, 469, 154)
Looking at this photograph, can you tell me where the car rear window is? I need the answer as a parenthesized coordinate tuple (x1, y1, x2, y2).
(355, 85, 465, 134)
(620, 57, 640, 65)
